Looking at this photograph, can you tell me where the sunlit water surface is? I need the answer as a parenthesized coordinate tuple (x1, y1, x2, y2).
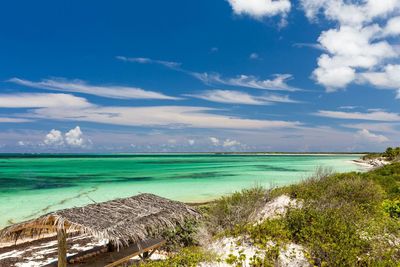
(0, 154, 365, 227)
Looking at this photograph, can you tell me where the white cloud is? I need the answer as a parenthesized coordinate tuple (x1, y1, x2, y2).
(384, 16, 400, 36)
(25, 104, 301, 130)
(355, 129, 389, 143)
(191, 73, 299, 91)
(342, 122, 399, 134)
(359, 64, 400, 90)
(9, 77, 180, 100)
(301, 0, 400, 92)
(44, 129, 64, 146)
(313, 25, 396, 90)
(301, 0, 400, 26)
(0, 93, 91, 108)
(0, 117, 32, 123)
(43, 126, 89, 148)
(209, 137, 220, 145)
(249, 53, 260, 60)
(223, 138, 241, 147)
(1, 92, 301, 130)
(188, 90, 268, 105)
(116, 56, 181, 69)
(17, 141, 25, 146)
(338, 105, 358, 110)
(117, 56, 299, 92)
(65, 126, 85, 147)
(208, 137, 241, 147)
(188, 139, 195, 145)
(315, 110, 400, 121)
(227, 0, 291, 19)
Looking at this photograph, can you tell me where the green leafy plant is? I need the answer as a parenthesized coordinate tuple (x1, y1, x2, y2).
(139, 247, 217, 267)
(382, 199, 400, 218)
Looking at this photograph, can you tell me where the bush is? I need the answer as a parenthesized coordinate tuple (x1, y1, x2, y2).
(161, 219, 200, 252)
(362, 163, 400, 198)
(259, 164, 399, 266)
(383, 147, 400, 160)
(285, 204, 368, 266)
(382, 199, 400, 218)
(205, 186, 268, 234)
(139, 247, 217, 267)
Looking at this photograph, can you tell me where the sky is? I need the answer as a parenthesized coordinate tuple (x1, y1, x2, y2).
(0, 0, 400, 153)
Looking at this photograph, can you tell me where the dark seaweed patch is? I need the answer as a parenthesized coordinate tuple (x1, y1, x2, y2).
(172, 172, 235, 179)
(30, 182, 76, 190)
(254, 165, 299, 172)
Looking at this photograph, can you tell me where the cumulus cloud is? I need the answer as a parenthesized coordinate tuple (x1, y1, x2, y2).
(227, 0, 291, 20)
(44, 129, 64, 146)
(355, 129, 389, 143)
(192, 73, 299, 91)
(43, 126, 89, 148)
(300, 0, 400, 92)
(384, 16, 400, 36)
(9, 77, 180, 100)
(209, 137, 220, 145)
(223, 138, 241, 147)
(315, 110, 400, 121)
(359, 64, 400, 91)
(188, 139, 195, 145)
(65, 126, 85, 147)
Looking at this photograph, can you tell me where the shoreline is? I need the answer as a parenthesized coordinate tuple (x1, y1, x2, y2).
(351, 158, 390, 170)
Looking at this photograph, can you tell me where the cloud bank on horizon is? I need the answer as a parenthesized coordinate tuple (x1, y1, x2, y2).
(0, 0, 399, 152)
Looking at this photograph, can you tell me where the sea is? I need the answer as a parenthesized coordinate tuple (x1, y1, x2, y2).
(0, 154, 366, 227)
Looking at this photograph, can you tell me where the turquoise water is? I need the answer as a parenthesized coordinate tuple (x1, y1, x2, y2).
(0, 154, 365, 227)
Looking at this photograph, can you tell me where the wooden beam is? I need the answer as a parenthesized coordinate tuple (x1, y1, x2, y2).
(104, 240, 166, 267)
(57, 229, 67, 267)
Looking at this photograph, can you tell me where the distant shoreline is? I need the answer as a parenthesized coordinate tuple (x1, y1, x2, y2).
(0, 152, 367, 157)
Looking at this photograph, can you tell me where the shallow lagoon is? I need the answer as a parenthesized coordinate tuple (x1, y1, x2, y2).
(0, 154, 365, 227)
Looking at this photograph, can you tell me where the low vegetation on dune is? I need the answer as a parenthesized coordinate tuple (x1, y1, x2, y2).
(141, 162, 400, 267)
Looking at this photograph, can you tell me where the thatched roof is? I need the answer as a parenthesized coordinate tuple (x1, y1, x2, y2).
(0, 193, 199, 247)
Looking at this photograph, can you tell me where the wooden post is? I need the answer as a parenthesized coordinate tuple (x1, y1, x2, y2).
(57, 229, 67, 267)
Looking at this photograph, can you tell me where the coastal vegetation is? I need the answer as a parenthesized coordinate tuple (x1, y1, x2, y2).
(362, 146, 400, 161)
(141, 161, 400, 266)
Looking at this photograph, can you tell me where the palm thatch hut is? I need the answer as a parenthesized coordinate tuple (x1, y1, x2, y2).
(0, 193, 200, 267)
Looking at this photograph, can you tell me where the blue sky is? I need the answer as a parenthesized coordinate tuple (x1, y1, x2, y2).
(0, 0, 400, 152)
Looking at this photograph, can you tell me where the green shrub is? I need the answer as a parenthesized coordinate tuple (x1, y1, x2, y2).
(205, 186, 268, 234)
(271, 166, 334, 200)
(139, 247, 216, 267)
(362, 163, 400, 198)
(382, 199, 400, 218)
(238, 218, 290, 248)
(383, 147, 400, 160)
(362, 153, 382, 160)
(322, 176, 384, 212)
(285, 204, 368, 266)
(161, 219, 200, 252)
